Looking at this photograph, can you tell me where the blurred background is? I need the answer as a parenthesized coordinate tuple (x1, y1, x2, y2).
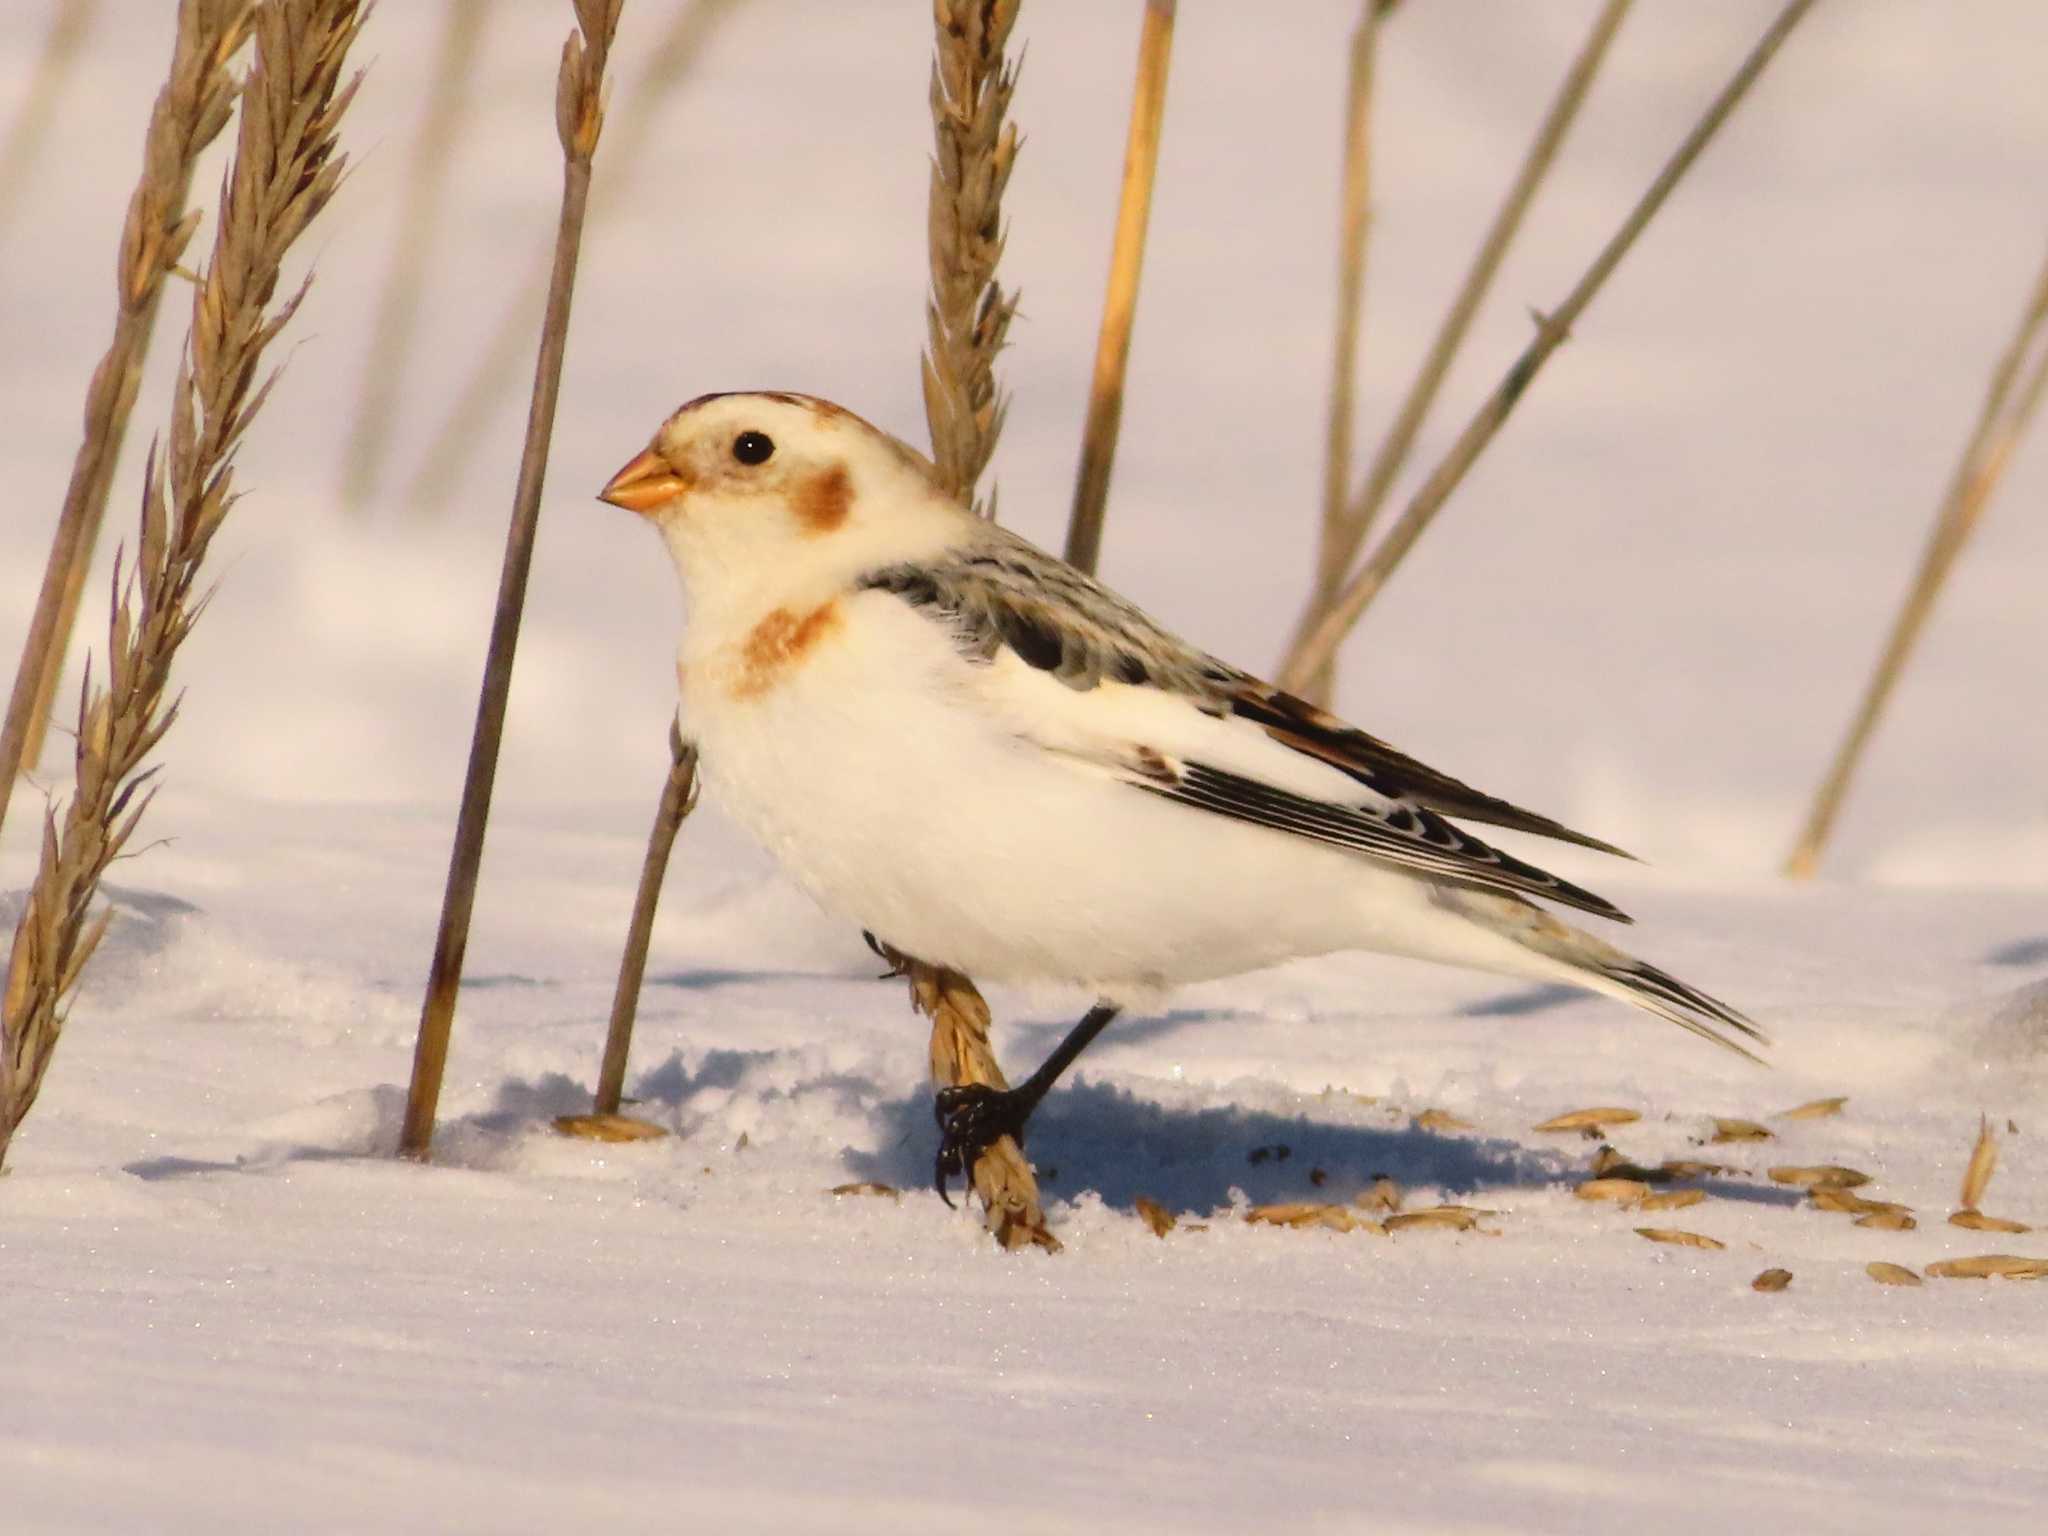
(2, 0, 2044, 883)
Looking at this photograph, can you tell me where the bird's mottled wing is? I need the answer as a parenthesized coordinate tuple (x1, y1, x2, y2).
(857, 524, 1631, 921)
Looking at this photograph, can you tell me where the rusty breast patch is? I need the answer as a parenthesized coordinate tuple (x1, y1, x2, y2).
(792, 463, 853, 534)
(728, 601, 842, 699)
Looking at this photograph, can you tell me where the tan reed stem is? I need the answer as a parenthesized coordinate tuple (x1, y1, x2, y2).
(1279, 0, 1814, 696)
(400, 0, 623, 1160)
(1299, 0, 1392, 703)
(2, 0, 363, 1172)
(1289, 0, 1628, 705)
(404, 0, 744, 513)
(0, 1, 248, 838)
(0, 0, 103, 239)
(591, 720, 698, 1119)
(1062, 0, 1175, 575)
(339, 0, 487, 514)
(1784, 245, 2048, 878)
(909, 0, 1054, 1250)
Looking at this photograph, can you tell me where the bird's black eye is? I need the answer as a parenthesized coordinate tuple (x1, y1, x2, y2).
(732, 430, 775, 466)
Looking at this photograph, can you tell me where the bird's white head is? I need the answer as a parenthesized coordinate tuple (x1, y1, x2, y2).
(598, 392, 960, 609)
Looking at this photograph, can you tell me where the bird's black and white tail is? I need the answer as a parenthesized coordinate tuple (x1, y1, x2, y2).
(1445, 889, 1766, 1061)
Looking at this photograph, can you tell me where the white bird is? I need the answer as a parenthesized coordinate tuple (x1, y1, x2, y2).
(600, 391, 1763, 1194)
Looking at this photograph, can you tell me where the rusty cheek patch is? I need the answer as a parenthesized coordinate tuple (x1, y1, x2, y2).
(730, 602, 841, 699)
(792, 464, 852, 534)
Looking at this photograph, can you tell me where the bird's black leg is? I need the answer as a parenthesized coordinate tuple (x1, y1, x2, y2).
(933, 1000, 1121, 1204)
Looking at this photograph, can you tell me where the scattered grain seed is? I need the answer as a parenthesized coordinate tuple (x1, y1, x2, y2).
(1866, 1262, 1922, 1287)
(1386, 1205, 1489, 1233)
(1635, 1227, 1725, 1250)
(1949, 1209, 2031, 1234)
(1245, 1201, 1327, 1227)
(1659, 1159, 1731, 1181)
(1415, 1108, 1474, 1133)
(828, 1181, 900, 1199)
(1769, 1164, 1872, 1190)
(1710, 1118, 1774, 1143)
(1854, 1210, 1916, 1231)
(552, 1113, 668, 1142)
(1134, 1196, 1175, 1237)
(1576, 1178, 1651, 1204)
(1924, 1255, 2048, 1281)
(1752, 1268, 1793, 1292)
(1535, 1107, 1641, 1133)
(1641, 1189, 1706, 1212)
(1776, 1095, 1848, 1120)
(1356, 1176, 1403, 1213)
(1961, 1117, 1999, 1211)
(1810, 1189, 1907, 1217)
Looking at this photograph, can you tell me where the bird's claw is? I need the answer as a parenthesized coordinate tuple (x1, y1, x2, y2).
(932, 1082, 1027, 1208)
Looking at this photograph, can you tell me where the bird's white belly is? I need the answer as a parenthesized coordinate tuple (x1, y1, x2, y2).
(683, 595, 1441, 995)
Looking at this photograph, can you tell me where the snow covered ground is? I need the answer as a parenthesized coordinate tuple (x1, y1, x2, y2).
(4, 3, 2047, 1532)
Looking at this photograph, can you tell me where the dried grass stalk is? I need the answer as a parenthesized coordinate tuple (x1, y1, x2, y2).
(587, 720, 698, 1123)
(1785, 246, 2048, 876)
(340, 0, 487, 512)
(400, 0, 623, 1159)
(0, 0, 249, 836)
(1279, 0, 1815, 695)
(909, 0, 1051, 1246)
(2, 0, 363, 1172)
(1290, 0, 1628, 704)
(406, 0, 744, 512)
(1062, 0, 1175, 574)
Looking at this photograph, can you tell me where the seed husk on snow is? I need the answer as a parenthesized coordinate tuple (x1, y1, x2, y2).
(1947, 1210, 2032, 1236)
(1534, 1107, 1641, 1133)
(1385, 1205, 1491, 1233)
(1866, 1262, 1923, 1287)
(1641, 1189, 1707, 1212)
(1246, 1201, 1368, 1233)
(1960, 1117, 1999, 1211)
(1752, 1268, 1793, 1292)
(553, 1113, 668, 1142)
(1134, 1196, 1176, 1237)
(1854, 1210, 1916, 1231)
(1769, 1164, 1872, 1190)
(1710, 1118, 1774, 1144)
(1635, 1227, 1725, 1250)
(1776, 1096, 1848, 1120)
(1576, 1178, 1651, 1204)
(1924, 1255, 2048, 1281)
(1658, 1159, 1732, 1181)
(1810, 1189, 1908, 1218)
(1415, 1108, 1475, 1133)
(828, 1181, 901, 1199)
(1355, 1176, 1403, 1213)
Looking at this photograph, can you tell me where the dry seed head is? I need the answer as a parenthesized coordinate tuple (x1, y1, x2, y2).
(1635, 1227, 1725, 1250)
(1752, 1268, 1793, 1292)
(1866, 1262, 1922, 1287)
(1710, 1118, 1773, 1144)
(1949, 1210, 2030, 1234)
(1769, 1165, 1872, 1190)
(1924, 1255, 2048, 1281)
(1960, 1116, 1998, 1211)
(1534, 1106, 1640, 1133)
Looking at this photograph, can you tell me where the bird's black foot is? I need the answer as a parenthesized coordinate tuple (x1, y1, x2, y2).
(932, 1082, 1036, 1207)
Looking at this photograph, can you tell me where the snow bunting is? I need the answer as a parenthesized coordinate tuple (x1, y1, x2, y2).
(600, 391, 1763, 1195)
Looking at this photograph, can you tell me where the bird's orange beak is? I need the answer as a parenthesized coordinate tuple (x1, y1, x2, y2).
(599, 448, 690, 515)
